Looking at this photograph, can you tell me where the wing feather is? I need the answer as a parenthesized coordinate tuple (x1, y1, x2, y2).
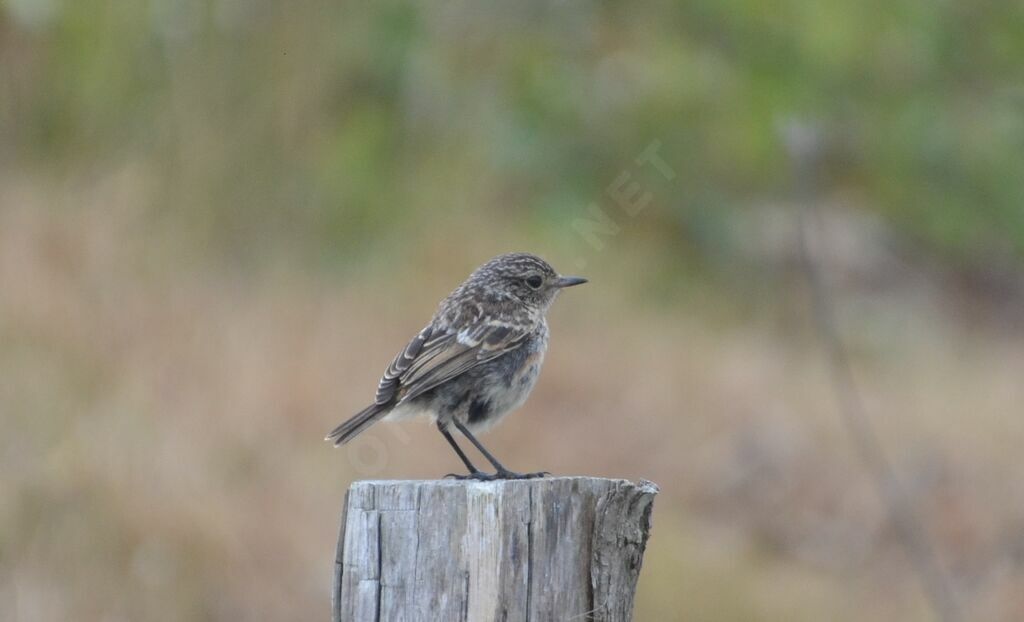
(397, 322, 530, 403)
(372, 320, 530, 408)
(373, 324, 433, 405)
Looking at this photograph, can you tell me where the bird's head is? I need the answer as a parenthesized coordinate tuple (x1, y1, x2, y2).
(470, 252, 587, 314)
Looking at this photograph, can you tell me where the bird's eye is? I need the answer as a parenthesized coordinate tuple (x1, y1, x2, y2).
(525, 275, 543, 289)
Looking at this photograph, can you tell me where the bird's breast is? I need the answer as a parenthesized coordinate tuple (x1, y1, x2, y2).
(510, 350, 545, 389)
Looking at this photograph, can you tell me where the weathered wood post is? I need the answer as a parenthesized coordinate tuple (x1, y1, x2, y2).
(333, 477, 658, 622)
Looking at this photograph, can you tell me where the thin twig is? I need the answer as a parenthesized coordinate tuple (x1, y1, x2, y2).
(782, 120, 963, 622)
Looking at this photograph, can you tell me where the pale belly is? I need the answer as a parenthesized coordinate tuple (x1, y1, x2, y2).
(468, 350, 545, 432)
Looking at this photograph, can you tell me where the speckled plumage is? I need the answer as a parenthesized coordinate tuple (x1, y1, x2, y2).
(326, 252, 586, 479)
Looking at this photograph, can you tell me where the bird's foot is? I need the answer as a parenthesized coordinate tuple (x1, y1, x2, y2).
(444, 470, 498, 481)
(444, 470, 550, 481)
(496, 470, 549, 480)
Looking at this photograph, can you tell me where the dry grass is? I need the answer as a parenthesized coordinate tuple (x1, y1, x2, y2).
(2, 174, 1023, 621)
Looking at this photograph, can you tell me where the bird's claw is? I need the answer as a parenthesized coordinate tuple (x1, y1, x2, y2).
(502, 470, 550, 480)
(445, 471, 496, 481)
(444, 470, 550, 481)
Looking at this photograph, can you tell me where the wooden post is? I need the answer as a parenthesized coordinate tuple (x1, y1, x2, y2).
(333, 477, 658, 622)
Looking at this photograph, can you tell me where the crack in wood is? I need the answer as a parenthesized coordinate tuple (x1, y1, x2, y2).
(525, 484, 534, 622)
(375, 511, 383, 622)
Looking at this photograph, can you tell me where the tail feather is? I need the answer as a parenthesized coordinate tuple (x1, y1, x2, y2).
(325, 403, 389, 446)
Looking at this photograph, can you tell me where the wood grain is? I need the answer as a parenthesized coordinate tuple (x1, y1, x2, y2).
(333, 477, 658, 622)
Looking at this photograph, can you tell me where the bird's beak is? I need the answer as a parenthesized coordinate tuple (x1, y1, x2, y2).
(555, 275, 588, 288)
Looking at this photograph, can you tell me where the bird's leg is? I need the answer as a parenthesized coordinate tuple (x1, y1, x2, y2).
(437, 422, 492, 480)
(452, 420, 548, 480)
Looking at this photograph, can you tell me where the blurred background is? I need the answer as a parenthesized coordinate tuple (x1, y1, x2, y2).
(2, 1, 1023, 620)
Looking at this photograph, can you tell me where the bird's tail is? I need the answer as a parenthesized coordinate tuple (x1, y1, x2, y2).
(325, 403, 389, 446)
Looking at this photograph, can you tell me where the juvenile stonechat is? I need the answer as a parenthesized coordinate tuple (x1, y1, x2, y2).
(326, 252, 586, 480)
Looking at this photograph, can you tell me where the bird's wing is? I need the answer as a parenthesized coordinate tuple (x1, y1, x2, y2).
(374, 321, 531, 407)
(373, 324, 435, 406)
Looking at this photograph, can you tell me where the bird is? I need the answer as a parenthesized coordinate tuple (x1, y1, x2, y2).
(326, 252, 587, 480)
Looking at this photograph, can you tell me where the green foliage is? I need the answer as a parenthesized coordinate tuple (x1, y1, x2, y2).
(3, 0, 1022, 267)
